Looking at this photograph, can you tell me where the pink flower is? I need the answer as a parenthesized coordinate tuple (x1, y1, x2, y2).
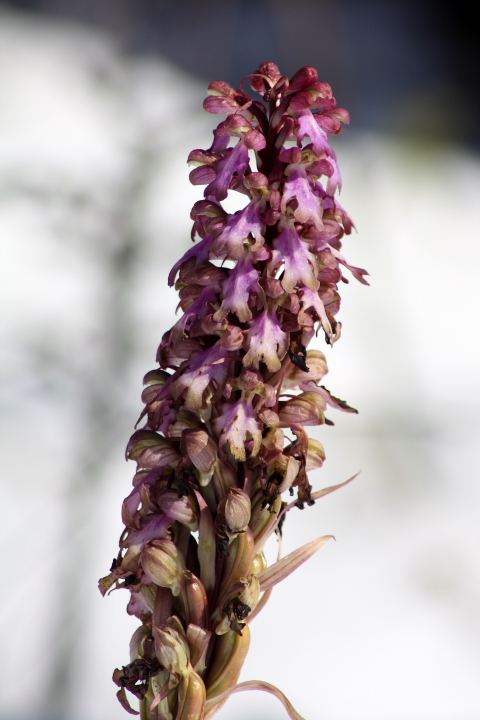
(269, 220, 319, 293)
(171, 341, 232, 410)
(281, 165, 324, 229)
(211, 198, 265, 260)
(204, 139, 249, 202)
(214, 255, 265, 322)
(213, 397, 262, 461)
(243, 310, 288, 372)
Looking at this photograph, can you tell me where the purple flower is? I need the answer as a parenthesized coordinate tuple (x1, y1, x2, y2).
(243, 309, 288, 372)
(204, 139, 249, 202)
(281, 165, 324, 229)
(211, 198, 265, 260)
(213, 397, 262, 461)
(296, 109, 331, 158)
(298, 286, 333, 340)
(296, 108, 343, 194)
(331, 248, 370, 285)
(171, 341, 232, 410)
(203, 79, 252, 114)
(269, 219, 319, 293)
(168, 235, 213, 287)
(171, 286, 218, 345)
(214, 254, 265, 322)
(122, 513, 173, 548)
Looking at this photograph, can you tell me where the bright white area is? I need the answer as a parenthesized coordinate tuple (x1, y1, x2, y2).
(0, 9, 479, 720)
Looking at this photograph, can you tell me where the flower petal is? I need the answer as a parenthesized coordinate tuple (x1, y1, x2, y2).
(168, 235, 213, 287)
(296, 108, 330, 158)
(115, 687, 139, 716)
(171, 286, 218, 345)
(298, 286, 333, 340)
(205, 140, 249, 202)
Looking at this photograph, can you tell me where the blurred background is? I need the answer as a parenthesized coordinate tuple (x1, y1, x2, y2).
(1, 2, 479, 719)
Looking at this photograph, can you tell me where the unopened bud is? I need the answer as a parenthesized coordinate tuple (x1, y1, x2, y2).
(239, 369, 263, 390)
(305, 438, 326, 472)
(283, 349, 328, 389)
(278, 392, 326, 427)
(244, 171, 269, 189)
(184, 430, 218, 485)
(222, 488, 251, 534)
(167, 410, 200, 439)
(220, 325, 244, 350)
(153, 622, 190, 678)
(258, 408, 280, 426)
(141, 540, 185, 596)
(158, 490, 199, 531)
(126, 430, 180, 469)
(141, 370, 171, 406)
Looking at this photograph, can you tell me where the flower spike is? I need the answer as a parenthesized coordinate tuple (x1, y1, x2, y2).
(101, 62, 365, 719)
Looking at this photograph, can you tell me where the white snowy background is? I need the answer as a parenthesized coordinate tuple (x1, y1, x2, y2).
(1, 9, 479, 720)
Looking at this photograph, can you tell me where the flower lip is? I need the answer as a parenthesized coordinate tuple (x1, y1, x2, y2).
(213, 254, 265, 323)
(211, 198, 265, 261)
(242, 309, 288, 373)
(213, 397, 262, 461)
(204, 140, 250, 202)
(269, 220, 319, 295)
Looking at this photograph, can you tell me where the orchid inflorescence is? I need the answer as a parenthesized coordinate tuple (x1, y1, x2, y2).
(100, 61, 367, 720)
